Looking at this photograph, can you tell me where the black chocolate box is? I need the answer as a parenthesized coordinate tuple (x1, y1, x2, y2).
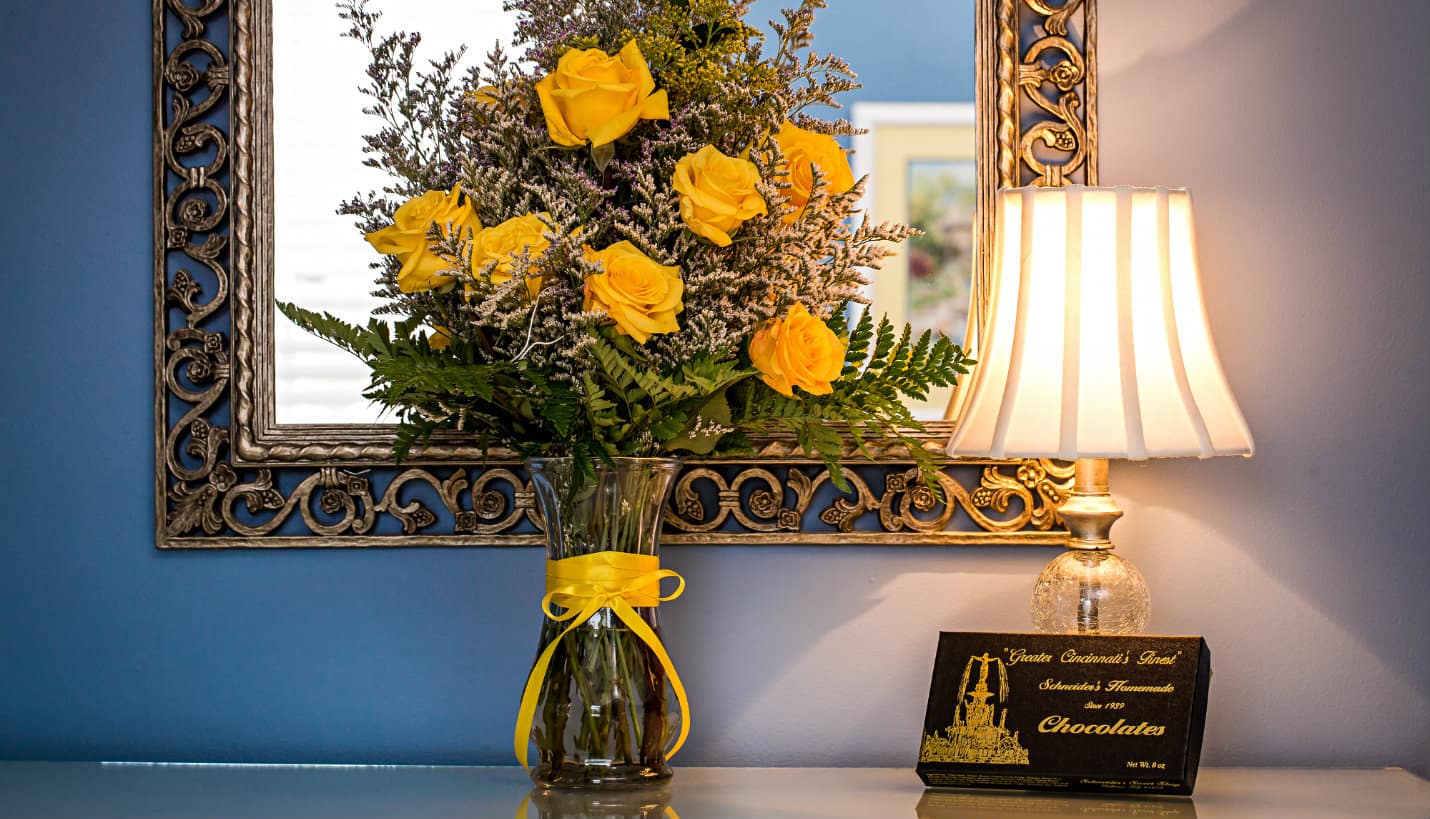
(917, 632, 1210, 796)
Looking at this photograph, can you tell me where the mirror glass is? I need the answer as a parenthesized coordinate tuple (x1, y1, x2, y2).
(271, 0, 976, 424)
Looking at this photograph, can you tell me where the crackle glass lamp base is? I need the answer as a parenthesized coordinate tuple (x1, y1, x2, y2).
(1031, 549, 1150, 634)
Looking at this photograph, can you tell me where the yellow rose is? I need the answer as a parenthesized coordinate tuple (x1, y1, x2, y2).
(672, 145, 767, 247)
(749, 303, 846, 397)
(470, 212, 552, 297)
(535, 41, 670, 148)
(583, 241, 684, 344)
(365, 186, 481, 293)
(774, 120, 856, 221)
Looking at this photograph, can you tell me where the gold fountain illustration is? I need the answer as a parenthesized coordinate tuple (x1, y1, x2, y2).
(920, 652, 1030, 765)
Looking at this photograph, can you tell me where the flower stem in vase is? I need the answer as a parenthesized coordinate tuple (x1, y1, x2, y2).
(608, 627, 637, 766)
(538, 622, 571, 773)
(638, 629, 668, 767)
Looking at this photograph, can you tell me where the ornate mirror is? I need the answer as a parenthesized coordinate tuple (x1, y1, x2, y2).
(154, 0, 1098, 546)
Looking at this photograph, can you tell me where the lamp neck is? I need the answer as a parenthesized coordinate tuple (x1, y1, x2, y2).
(1060, 457, 1123, 550)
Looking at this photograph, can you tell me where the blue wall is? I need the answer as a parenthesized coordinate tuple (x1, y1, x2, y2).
(0, 0, 529, 764)
(0, 0, 976, 766)
(747, 0, 976, 105)
(1, 0, 1427, 776)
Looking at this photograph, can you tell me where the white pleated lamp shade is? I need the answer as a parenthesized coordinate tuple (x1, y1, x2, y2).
(948, 186, 1254, 460)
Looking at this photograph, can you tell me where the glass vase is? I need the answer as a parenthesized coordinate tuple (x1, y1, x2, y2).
(523, 456, 684, 791)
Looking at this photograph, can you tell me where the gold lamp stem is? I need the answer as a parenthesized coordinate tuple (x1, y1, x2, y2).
(1030, 459, 1151, 634)
(1059, 458, 1123, 551)
(1060, 458, 1123, 632)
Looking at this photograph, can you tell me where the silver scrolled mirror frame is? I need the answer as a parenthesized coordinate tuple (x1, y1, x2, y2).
(154, 0, 1098, 547)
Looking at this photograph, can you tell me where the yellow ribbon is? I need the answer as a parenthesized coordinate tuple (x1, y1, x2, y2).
(513, 551, 690, 773)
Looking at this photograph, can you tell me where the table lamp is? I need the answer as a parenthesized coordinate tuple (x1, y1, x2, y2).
(948, 186, 1254, 633)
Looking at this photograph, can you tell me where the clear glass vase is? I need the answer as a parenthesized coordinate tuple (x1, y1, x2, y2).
(523, 456, 684, 791)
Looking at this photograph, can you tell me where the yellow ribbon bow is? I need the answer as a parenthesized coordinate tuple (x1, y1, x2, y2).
(513, 551, 690, 773)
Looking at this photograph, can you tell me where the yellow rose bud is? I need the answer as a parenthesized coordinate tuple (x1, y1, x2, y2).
(583, 241, 684, 344)
(427, 325, 452, 350)
(535, 40, 670, 148)
(672, 145, 767, 247)
(773, 120, 856, 222)
(470, 212, 553, 297)
(749, 303, 846, 397)
(469, 85, 500, 106)
(365, 185, 481, 293)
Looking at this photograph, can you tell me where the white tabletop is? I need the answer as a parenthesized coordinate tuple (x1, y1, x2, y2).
(0, 763, 1426, 818)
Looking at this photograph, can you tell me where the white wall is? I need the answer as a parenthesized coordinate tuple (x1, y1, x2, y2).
(660, 0, 1430, 775)
(1094, 0, 1430, 773)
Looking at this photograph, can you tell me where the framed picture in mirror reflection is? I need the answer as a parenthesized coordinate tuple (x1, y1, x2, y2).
(853, 102, 977, 421)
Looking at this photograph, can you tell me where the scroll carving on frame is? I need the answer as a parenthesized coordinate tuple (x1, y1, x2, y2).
(154, 0, 1097, 547)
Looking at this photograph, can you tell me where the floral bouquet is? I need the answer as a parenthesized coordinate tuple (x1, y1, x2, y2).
(279, 0, 971, 789)
(280, 0, 971, 478)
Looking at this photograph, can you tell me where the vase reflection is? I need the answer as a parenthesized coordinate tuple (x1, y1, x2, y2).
(521, 784, 676, 819)
(916, 788, 1196, 819)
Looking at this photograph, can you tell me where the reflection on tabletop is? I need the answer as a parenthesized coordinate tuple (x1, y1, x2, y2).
(519, 784, 676, 819)
(523, 786, 1198, 819)
(1, 764, 1427, 819)
(917, 788, 1195, 819)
